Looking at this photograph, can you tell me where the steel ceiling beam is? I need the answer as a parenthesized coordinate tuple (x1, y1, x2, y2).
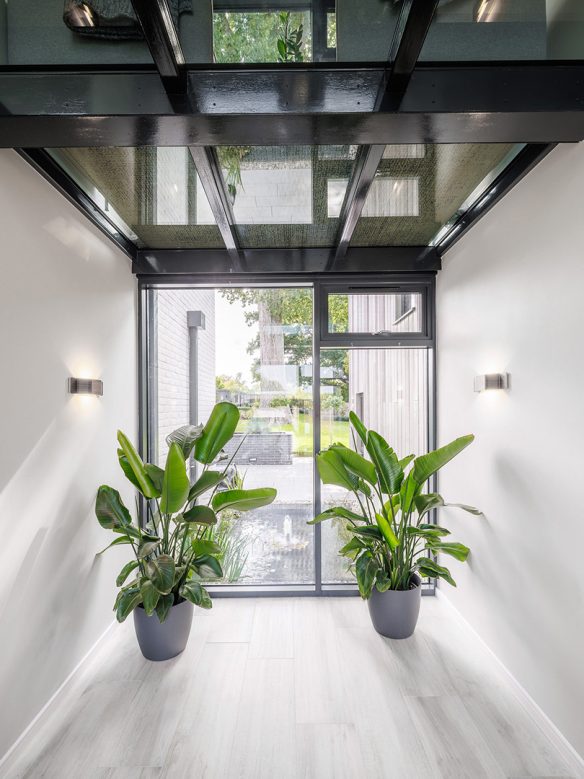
(329, 0, 439, 270)
(133, 246, 441, 276)
(130, 0, 185, 93)
(2, 64, 584, 147)
(187, 146, 244, 271)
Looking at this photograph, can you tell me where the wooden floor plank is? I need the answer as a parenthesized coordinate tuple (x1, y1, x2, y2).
(3, 596, 582, 779)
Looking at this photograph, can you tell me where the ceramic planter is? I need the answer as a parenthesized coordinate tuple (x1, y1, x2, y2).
(133, 598, 194, 661)
(367, 574, 422, 639)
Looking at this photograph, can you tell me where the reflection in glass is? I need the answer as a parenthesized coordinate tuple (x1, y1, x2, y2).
(320, 347, 429, 584)
(328, 292, 423, 335)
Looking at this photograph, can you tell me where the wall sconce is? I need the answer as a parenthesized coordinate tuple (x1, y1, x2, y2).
(68, 377, 103, 396)
(474, 373, 510, 392)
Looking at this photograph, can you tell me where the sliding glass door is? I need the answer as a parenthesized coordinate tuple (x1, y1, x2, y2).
(144, 277, 434, 593)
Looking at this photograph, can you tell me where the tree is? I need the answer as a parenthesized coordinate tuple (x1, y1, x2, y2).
(219, 289, 349, 403)
(213, 11, 310, 64)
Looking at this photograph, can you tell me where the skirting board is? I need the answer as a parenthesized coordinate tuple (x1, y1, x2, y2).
(436, 590, 584, 776)
(0, 620, 116, 771)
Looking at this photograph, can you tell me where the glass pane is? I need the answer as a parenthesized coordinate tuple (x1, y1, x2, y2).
(3, 0, 154, 65)
(211, 10, 312, 63)
(46, 147, 223, 249)
(420, 0, 584, 61)
(320, 347, 429, 585)
(153, 287, 314, 586)
(327, 292, 423, 335)
(219, 145, 358, 249)
(351, 143, 521, 247)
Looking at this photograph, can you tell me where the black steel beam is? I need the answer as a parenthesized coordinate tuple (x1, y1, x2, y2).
(330, 145, 386, 268)
(2, 64, 584, 147)
(380, 0, 439, 110)
(187, 146, 243, 271)
(17, 148, 137, 259)
(130, 0, 185, 93)
(435, 143, 556, 256)
(133, 246, 440, 276)
(329, 0, 439, 270)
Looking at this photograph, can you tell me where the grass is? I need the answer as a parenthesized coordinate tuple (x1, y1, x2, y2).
(235, 412, 350, 456)
(274, 418, 349, 456)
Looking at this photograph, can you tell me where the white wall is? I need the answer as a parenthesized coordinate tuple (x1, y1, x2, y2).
(0, 150, 137, 758)
(437, 143, 584, 758)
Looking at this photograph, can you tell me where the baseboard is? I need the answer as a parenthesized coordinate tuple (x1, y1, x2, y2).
(436, 590, 584, 775)
(0, 620, 116, 771)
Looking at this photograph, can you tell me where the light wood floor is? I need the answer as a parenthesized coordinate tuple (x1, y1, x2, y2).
(2, 596, 583, 779)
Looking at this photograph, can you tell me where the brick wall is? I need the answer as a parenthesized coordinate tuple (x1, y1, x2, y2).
(156, 289, 216, 464)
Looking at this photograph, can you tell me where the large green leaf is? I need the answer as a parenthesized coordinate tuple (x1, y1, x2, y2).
(140, 579, 160, 616)
(412, 435, 475, 486)
(426, 541, 470, 562)
(182, 505, 217, 526)
(375, 512, 399, 551)
(352, 525, 383, 541)
(95, 486, 132, 530)
(144, 464, 164, 495)
(308, 506, 368, 525)
(160, 442, 190, 514)
(117, 451, 141, 491)
(115, 587, 142, 622)
(316, 449, 359, 491)
(180, 580, 213, 609)
(166, 424, 203, 459)
(194, 402, 240, 465)
(329, 444, 376, 485)
(137, 539, 161, 559)
(188, 470, 224, 502)
(117, 430, 157, 499)
(400, 473, 421, 516)
(405, 525, 451, 540)
(212, 487, 277, 514)
(116, 560, 140, 587)
(193, 554, 223, 579)
(155, 593, 174, 623)
(355, 553, 379, 599)
(416, 557, 457, 586)
(415, 492, 481, 520)
(96, 535, 133, 556)
(146, 554, 175, 594)
(339, 537, 366, 559)
(192, 539, 222, 557)
(349, 411, 368, 449)
(366, 430, 403, 494)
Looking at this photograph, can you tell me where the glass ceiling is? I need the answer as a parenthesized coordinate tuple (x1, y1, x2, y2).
(47, 143, 522, 251)
(2, 1, 583, 66)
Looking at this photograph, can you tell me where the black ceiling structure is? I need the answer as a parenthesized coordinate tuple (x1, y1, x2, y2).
(3, 0, 576, 274)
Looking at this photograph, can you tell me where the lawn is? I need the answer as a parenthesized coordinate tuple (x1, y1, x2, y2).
(274, 418, 350, 456)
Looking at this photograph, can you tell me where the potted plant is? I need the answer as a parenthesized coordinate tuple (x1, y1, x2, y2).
(309, 412, 479, 639)
(95, 402, 276, 661)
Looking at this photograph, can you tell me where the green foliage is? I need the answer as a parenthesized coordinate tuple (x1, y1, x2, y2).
(277, 12, 304, 63)
(95, 403, 277, 623)
(213, 11, 310, 65)
(311, 413, 480, 595)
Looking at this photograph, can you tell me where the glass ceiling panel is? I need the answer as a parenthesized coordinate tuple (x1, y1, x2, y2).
(420, 0, 584, 61)
(47, 147, 223, 249)
(218, 145, 358, 249)
(350, 143, 522, 247)
(3, 2, 582, 66)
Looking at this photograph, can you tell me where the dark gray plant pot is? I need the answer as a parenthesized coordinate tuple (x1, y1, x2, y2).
(367, 574, 422, 639)
(133, 598, 194, 661)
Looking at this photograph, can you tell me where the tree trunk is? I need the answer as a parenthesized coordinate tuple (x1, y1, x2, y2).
(258, 291, 285, 407)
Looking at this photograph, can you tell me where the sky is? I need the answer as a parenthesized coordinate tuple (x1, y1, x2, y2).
(214, 291, 257, 385)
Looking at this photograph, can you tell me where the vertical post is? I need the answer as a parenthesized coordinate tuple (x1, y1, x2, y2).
(188, 310, 206, 479)
(313, 281, 322, 593)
